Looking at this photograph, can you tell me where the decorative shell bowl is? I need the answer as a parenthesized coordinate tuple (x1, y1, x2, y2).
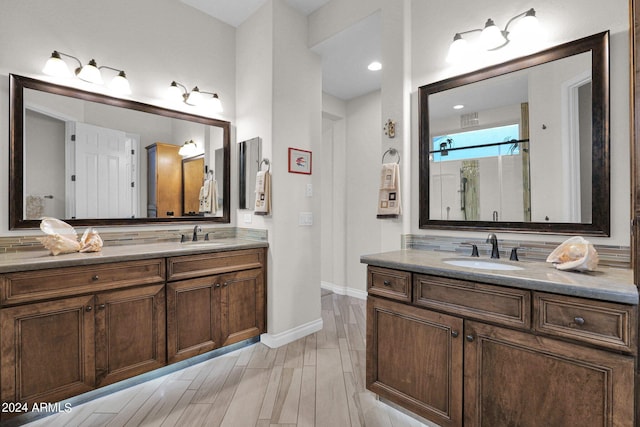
(546, 236, 599, 272)
(37, 218, 103, 256)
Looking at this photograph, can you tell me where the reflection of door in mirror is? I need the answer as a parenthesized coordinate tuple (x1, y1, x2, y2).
(182, 156, 205, 216)
(146, 143, 182, 218)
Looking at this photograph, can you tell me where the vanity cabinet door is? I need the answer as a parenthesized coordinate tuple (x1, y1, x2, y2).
(366, 296, 463, 427)
(167, 276, 222, 363)
(94, 284, 166, 387)
(464, 320, 635, 427)
(220, 268, 266, 347)
(0, 295, 95, 417)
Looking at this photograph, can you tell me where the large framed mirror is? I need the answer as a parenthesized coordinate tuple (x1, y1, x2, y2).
(419, 31, 610, 236)
(10, 74, 231, 229)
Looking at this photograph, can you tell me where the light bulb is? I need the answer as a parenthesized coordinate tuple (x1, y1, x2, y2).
(447, 34, 469, 64)
(109, 71, 131, 95)
(480, 19, 506, 50)
(43, 51, 72, 78)
(77, 59, 103, 84)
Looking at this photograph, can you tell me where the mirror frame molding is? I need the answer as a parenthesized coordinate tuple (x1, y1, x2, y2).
(9, 74, 231, 229)
(419, 31, 610, 236)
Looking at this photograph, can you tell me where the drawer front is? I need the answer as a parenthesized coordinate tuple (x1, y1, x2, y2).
(167, 248, 265, 281)
(534, 292, 637, 353)
(414, 274, 531, 329)
(1, 259, 165, 306)
(367, 267, 411, 302)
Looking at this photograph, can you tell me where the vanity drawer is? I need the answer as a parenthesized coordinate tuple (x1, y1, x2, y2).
(413, 274, 531, 329)
(367, 267, 412, 302)
(0, 259, 165, 306)
(167, 248, 265, 281)
(533, 292, 637, 353)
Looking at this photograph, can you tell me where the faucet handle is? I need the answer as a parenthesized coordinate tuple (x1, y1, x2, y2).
(510, 247, 519, 261)
(461, 242, 480, 257)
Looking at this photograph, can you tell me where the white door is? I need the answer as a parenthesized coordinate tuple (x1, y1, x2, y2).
(73, 122, 138, 218)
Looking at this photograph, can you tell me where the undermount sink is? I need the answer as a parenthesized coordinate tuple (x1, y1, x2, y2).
(443, 259, 524, 271)
(180, 241, 225, 247)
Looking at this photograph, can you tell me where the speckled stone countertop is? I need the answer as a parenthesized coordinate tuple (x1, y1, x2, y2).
(0, 238, 268, 273)
(361, 249, 638, 305)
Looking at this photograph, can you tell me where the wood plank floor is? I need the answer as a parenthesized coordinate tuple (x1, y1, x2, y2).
(23, 291, 435, 427)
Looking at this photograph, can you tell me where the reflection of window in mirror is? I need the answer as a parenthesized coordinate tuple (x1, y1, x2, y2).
(238, 137, 262, 210)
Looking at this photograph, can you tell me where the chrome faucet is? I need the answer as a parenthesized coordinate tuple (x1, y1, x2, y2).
(192, 225, 202, 242)
(486, 233, 500, 259)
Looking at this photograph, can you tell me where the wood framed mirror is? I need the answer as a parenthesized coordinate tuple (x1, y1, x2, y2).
(419, 31, 610, 235)
(9, 74, 230, 229)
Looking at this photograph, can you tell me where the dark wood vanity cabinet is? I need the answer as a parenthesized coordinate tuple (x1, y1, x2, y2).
(0, 260, 166, 416)
(366, 266, 637, 427)
(166, 248, 267, 363)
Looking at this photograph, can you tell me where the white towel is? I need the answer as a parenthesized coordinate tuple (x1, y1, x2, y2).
(254, 170, 271, 215)
(377, 163, 401, 218)
(199, 179, 217, 214)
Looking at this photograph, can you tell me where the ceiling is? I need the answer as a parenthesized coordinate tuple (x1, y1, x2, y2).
(180, 0, 381, 100)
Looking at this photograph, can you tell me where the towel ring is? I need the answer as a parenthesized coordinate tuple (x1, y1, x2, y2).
(259, 158, 271, 172)
(382, 148, 400, 164)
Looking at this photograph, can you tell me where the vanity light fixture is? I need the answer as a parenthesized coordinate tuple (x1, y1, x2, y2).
(447, 8, 540, 63)
(178, 139, 199, 157)
(43, 50, 131, 95)
(168, 81, 223, 113)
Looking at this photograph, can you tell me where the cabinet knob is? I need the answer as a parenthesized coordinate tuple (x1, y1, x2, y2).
(98, 304, 106, 310)
(383, 280, 392, 287)
(215, 283, 221, 288)
(574, 316, 585, 326)
(85, 306, 93, 312)
(223, 282, 229, 287)
(92, 275, 100, 281)
(466, 335, 474, 342)
(451, 330, 459, 338)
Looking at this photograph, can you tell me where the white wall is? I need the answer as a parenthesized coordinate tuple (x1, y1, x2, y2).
(0, 0, 236, 234)
(237, 0, 322, 344)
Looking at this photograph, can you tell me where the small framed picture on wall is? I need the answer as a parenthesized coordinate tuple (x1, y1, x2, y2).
(288, 147, 312, 175)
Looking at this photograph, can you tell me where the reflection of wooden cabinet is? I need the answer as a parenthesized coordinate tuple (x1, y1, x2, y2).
(0, 260, 166, 419)
(166, 248, 267, 363)
(146, 142, 182, 218)
(365, 266, 636, 427)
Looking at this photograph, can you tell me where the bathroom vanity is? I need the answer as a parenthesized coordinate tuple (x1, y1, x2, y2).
(362, 249, 637, 427)
(0, 239, 267, 421)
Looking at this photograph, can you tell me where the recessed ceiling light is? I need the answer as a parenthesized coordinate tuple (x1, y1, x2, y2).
(453, 104, 465, 110)
(368, 61, 382, 71)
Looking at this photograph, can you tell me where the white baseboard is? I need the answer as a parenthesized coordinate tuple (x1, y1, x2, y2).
(260, 317, 323, 348)
(321, 281, 367, 300)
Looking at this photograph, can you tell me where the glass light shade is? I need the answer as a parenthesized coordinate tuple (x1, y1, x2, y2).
(447, 34, 469, 64)
(178, 140, 198, 157)
(510, 12, 540, 42)
(43, 52, 72, 78)
(77, 60, 103, 84)
(167, 82, 184, 101)
(186, 87, 202, 106)
(109, 71, 131, 95)
(367, 61, 382, 71)
(480, 19, 506, 50)
(209, 94, 223, 113)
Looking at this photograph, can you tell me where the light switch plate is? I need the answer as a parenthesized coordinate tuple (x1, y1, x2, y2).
(299, 212, 313, 226)
(306, 183, 313, 197)
(244, 213, 252, 224)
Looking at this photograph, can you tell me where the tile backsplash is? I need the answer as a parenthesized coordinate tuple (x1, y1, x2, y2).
(0, 227, 267, 253)
(402, 234, 630, 268)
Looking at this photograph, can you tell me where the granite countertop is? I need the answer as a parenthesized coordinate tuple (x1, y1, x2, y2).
(0, 238, 268, 273)
(361, 249, 638, 305)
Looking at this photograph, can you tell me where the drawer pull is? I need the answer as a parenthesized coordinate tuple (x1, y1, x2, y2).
(383, 280, 392, 287)
(215, 283, 221, 288)
(85, 306, 93, 312)
(98, 304, 106, 310)
(92, 275, 100, 281)
(574, 316, 585, 326)
(451, 330, 459, 338)
(466, 335, 474, 342)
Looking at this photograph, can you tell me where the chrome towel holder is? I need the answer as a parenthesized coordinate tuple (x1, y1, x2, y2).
(382, 148, 400, 164)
